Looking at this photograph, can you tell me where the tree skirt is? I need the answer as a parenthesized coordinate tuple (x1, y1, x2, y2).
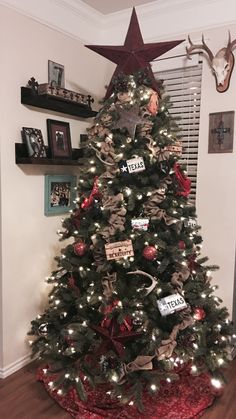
(37, 367, 220, 419)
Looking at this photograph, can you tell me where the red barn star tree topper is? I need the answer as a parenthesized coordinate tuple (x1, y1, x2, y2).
(85, 8, 184, 98)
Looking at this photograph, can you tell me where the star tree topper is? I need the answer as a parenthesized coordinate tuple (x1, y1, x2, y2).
(85, 8, 184, 98)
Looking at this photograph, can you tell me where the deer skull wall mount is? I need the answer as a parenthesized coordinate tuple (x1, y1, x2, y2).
(186, 33, 236, 93)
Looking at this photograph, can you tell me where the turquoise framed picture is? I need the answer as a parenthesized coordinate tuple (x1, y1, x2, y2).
(44, 174, 77, 216)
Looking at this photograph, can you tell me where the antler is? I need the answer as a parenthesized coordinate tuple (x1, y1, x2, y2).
(186, 35, 214, 65)
(225, 31, 236, 60)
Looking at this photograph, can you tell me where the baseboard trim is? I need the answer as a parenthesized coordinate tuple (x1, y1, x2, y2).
(0, 353, 32, 379)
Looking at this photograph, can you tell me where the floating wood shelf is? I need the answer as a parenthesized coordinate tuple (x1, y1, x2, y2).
(15, 143, 84, 166)
(21, 87, 97, 119)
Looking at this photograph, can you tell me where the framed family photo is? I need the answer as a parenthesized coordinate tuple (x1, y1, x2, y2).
(48, 60, 65, 87)
(47, 119, 72, 159)
(44, 174, 77, 216)
(22, 127, 46, 158)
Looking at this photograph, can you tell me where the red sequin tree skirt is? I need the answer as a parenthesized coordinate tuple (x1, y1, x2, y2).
(37, 367, 220, 419)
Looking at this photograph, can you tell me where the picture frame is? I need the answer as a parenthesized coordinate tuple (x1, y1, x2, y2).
(47, 119, 72, 159)
(208, 111, 234, 153)
(44, 174, 77, 216)
(48, 60, 65, 88)
(21, 127, 46, 158)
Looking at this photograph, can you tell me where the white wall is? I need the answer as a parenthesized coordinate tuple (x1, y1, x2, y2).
(196, 24, 236, 316)
(0, 5, 113, 375)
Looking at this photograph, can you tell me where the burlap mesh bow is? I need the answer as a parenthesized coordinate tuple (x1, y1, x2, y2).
(100, 193, 127, 240)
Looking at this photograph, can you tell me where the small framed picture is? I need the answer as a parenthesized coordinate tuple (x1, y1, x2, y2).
(44, 174, 77, 216)
(21, 127, 46, 158)
(48, 60, 65, 87)
(208, 111, 234, 153)
(47, 119, 72, 159)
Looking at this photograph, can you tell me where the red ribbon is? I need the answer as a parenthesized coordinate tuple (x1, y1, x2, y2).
(174, 163, 191, 197)
(81, 176, 101, 210)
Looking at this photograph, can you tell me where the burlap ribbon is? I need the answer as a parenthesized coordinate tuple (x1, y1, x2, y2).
(102, 272, 117, 300)
(156, 316, 194, 361)
(89, 137, 122, 167)
(119, 315, 194, 382)
(87, 124, 110, 140)
(143, 203, 178, 226)
(100, 193, 127, 240)
(171, 267, 190, 294)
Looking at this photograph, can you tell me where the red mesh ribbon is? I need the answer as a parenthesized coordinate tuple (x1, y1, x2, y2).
(37, 365, 220, 419)
(81, 177, 101, 210)
(174, 163, 191, 197)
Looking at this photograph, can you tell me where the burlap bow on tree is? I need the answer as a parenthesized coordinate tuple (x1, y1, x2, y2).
(89, 137, 122, 167)
(87, 124, 111, 140)
(100, 193, 127, 240)
(171, 266, 190, 294)
(102, 272, 117, 300)
(119, 314, 194, 383)
(156, 316, 194, 360)
(143, 203, 178, 226)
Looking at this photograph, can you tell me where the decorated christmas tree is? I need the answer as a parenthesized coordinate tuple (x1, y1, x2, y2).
(29, 8, 233, 417)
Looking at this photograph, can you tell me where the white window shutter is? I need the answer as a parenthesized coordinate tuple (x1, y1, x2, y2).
(155, 63, 202, 203)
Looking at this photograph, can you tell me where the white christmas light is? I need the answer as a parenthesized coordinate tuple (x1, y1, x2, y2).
(150, 384, 157, 391)
(68, 329, 73, 335)
(191, 365, 197, 373)
(57, 389, 63, 395)
(65, 373, 70, 378)
(211, 378, 222, 389)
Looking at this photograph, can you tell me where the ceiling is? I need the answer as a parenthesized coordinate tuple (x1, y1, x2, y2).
(80, 0, 156, 14)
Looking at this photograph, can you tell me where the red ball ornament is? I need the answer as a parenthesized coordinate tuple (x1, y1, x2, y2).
(142, 245, 158, 261)
(193, 307, 206, 321)
(73, 242, 87, 257)
(178, 240, 186, 250)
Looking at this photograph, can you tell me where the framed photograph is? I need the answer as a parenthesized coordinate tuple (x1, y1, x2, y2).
(48, 60, 65, 87)
(21, 127, 46, 158)
(44, 174, 77, 216)
(208, 111, 234, 153)
(47, 119, 72, 159)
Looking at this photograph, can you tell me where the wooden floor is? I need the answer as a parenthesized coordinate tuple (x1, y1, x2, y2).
(0, 359, 236, 419)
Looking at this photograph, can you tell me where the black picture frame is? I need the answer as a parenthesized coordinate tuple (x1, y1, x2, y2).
(21, 127, 46, 158)
(47, 119, 72, 159)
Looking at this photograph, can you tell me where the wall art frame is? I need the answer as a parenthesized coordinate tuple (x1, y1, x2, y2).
(47, 119, 72, 159)
(208, 111, 234, 153)
(21, 127, 46, 158)
(48, 60, 65, 88)
(44, 174, 77, 216)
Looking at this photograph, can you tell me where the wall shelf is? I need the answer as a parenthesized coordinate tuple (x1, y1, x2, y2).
(21, 87, 97, 119)
(15, 143, 84, 166)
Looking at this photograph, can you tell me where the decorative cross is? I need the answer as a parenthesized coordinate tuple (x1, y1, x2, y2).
(27, 77, 39, 95)
(211, 120, 230, 145)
